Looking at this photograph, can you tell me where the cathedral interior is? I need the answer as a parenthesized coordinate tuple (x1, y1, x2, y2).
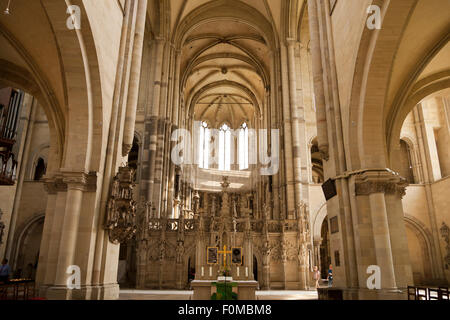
(0, 0, 449, 300)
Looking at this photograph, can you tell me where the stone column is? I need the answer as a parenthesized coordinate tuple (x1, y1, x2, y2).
(307, 0, 329, 160)
(45, 172, 97, 300)
(122, 0, 148, 155)
(384, 185, 413, 288)
(355, 171, 401, 290)
(35, 180, 59, 295)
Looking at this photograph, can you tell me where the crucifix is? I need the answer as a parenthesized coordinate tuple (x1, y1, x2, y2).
(218, 245, 232, 269)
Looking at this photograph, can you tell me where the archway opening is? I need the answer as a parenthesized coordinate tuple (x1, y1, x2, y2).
(14, 216, 44, 280)
(319, 218, 331, 280)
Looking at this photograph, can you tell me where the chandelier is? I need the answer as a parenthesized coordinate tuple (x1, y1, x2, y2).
(105, 166, 137, 244)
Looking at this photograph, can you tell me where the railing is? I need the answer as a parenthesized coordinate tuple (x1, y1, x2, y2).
(146, 217, 293, 234)
(407, 286, 449, 300)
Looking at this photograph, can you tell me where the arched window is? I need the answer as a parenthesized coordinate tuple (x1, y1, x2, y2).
(239, 122, 249, 170)
(33, 157, 46, 181)
(219, 123, 231, 171)
(198, 121, 210, 169)
(399, 139, 415, 184)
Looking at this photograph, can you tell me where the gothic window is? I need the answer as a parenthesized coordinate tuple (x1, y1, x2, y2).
(33, 157, 46, 181)
(239, 122, 249, 170)
(198, 121, 210, 169)
(219, 123, 231, 171)
(399, 139, 415, 184)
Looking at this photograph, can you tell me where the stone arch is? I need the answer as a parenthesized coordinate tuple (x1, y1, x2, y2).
(0, 54, 64, 172)
(388, 70, 450, 165)
(11, 214, 45, 277)
(404, 214, 439, 285)
(187, 80, 262, 119)
(41, 0, 105, 173)
(396, 138, 416, 184)
(252, 245, 263, 285)
(312, 202, 328, 241)
(173, 0, 278, 51)
(347, 0, 419, 170)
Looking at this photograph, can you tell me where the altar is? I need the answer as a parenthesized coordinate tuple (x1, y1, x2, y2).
(191, 279, 258, 300)
(191, 243, 258, 300)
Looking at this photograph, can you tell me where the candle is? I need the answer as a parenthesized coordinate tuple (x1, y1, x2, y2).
(209, 266, 212, 277)
(237, 267, 240, 277)
(245, 267, 248, 277)
(201, 266, 204, 277)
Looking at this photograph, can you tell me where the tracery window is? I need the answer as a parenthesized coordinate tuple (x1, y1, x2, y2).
(198, 121, 210, 169)
(219, 123, 231, 171)
(239, 122, 249, 170)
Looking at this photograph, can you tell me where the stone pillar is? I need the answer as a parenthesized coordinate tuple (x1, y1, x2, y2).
(42, 171, 106, 300)
(307, 0, 329, 160)
(35, 181, 58, 295)
(122, 0, 148, 155)
(354, 170, 406, 290)
(384, 186, 413, 288)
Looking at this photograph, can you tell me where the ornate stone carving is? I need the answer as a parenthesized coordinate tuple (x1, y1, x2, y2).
(43, 172, 97, 193)
(105, 166, 137, 244)
(176, 240, 184, 264)
(440, 222, 450, 265)
(354, 170, 408, 198)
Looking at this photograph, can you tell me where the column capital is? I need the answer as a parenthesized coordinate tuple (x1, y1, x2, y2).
(62, 171, 97, 192)
(354, 169, 407, 198)
(44, 171, 97, 193)
(43, 177, 67, 194)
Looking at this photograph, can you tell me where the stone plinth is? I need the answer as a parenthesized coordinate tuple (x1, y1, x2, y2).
(191, 280, 213, 300)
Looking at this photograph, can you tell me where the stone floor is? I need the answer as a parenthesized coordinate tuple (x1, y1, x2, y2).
(119, 289, 318, 300)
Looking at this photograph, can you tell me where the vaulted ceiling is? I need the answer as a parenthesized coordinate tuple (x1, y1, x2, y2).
(148, 0, 295, 129)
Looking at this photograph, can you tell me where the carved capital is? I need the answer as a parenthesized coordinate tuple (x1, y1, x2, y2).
(61, 171, 97, 192)
(354, 169, 408, 198)
(43, 178, 65, 194)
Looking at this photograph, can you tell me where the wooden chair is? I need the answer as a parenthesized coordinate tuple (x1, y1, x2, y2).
(0, 284, 9, 300)
(24, 282, 36, 300)
(407, 286, 417, 300)
(438, 287, 449, 300)
(416, 287, 428, 300)
(428, 288, 439, 300)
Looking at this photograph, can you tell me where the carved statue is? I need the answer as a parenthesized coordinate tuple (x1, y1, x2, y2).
(159, 240, 166, 261)
(261, 240, 271, 265)
(232, 195, 238, 218)
(176, 241, 184, 264)
(211, 195, 217, 216)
